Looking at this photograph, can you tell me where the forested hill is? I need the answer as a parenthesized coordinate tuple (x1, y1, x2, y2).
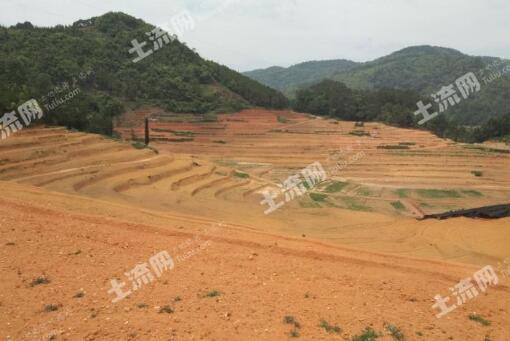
(245, 46, 510, 125)
(243, 59, 358, 97)
(330, 46, 510, 124)
(0, 12, 288, 134)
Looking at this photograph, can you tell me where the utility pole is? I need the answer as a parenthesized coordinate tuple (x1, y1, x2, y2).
(144, 117, 149, 146)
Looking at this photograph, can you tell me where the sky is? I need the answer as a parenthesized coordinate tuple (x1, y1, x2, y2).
(2, 0, 510, 71)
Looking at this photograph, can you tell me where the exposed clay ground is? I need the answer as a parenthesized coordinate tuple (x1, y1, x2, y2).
(1, 109, 510, 340)
(1, 182, 510, 340)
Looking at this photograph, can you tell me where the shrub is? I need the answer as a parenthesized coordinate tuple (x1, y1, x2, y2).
(385, 324, 405, 341)
(205, 290, 222, 298)
(469, 313, 491, 326)
(44, 304, 60, 312)
(159, 305, 174, 314)
(319, 319, 341, 334)
(352, 327, 381, 341)
(391, 201, 406, 211)
(30, 276, 50, 287)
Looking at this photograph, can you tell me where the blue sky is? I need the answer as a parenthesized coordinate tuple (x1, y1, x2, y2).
(2, 0, 510, 71)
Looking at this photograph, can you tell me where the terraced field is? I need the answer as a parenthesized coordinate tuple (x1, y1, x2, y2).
(2, 110, 510, 266)
(117, 109, 510, 218)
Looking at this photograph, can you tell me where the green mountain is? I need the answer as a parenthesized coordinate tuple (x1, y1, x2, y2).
(243, 59, 358, 97)
(0, 12, 288, 134)
(331, 46, 510, 124)
(246, 46, 510, 125)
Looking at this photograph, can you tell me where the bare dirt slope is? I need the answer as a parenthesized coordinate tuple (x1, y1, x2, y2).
(1, 114, 509, 266)
(1, 110, 510, 340)
(1, 181, 509, 341)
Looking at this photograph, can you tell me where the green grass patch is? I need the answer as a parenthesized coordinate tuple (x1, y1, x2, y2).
(469, 313, 491, 326)
(167, 137, 194, 142)
(299, 199, 322, 208)
(342, 197, 372, 211)
(399, 142, 416, 146)
(172, 130, 194, 137)
(131, 141, 146, 149)
(462, 190, 483, 197)
(395, 189, 409, 198)
(215, 159, 238, 167)
(277, 115, 289, 123)
(357, 188, 372, 196)
(202, 113, 218, 122)
(232, 170, 249, 179)
(324, 181, 348, 193)
(310, 192, 328, 202)
(391, 201, 406, 211)
(416, 189, 462, 199)
(350, 130, 371, 137)
(464, 145, 510, 154)
(377, 144, 410, 150)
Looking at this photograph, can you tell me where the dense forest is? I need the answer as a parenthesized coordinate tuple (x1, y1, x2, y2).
(294, 79, 510, 143)
(246, 46, 510, 126)
(244, 59, 358, 97)
(0, 12, 288, 135)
